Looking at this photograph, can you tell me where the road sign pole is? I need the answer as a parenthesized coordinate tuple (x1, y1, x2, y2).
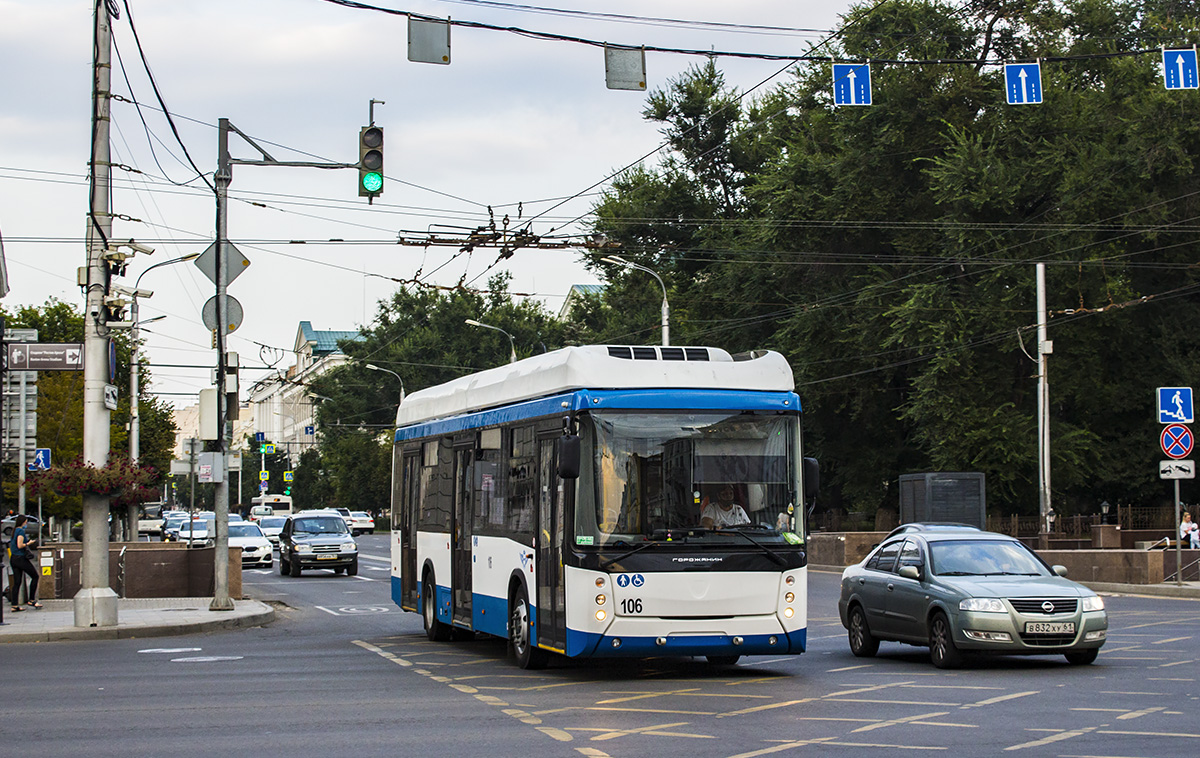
(18, 368, 26, 513)
(211, 119, 233, 612)
(1175, 479, 1183, 586)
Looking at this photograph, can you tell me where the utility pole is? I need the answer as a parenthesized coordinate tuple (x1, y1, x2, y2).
(1036, 263, 1053, 537)
(211, 120, 234, 611)
(78, 2, 118, 627)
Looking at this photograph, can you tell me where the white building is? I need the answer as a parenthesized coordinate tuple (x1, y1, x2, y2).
(246, 321, 363, 466)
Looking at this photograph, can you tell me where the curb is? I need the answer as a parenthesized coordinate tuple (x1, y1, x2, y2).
(0, 601, 275, 644)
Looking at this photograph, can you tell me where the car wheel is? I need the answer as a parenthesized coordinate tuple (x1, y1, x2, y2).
(1065, 648, 1099, 665)
(422, 574, 451, 642)
(929, 611, 962, 669)
(848, 605, 880, 657)
(289, 554, 302, 577)
(706, 655, 740, 666)
(347, 558, 359, 576)
(509, 585, 547, 669)
(279, 555, 289, 576)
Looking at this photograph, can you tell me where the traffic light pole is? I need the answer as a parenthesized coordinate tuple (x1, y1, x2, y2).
(211, 121, 233, 611)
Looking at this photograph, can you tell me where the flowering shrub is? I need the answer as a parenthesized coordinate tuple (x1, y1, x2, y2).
(28, 455, 157, 500)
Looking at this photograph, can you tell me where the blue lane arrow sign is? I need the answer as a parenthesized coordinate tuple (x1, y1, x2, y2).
(832, 63, 872, 106)
(1163, 48, 1199, 90)
(1005, 62, 1043, 105)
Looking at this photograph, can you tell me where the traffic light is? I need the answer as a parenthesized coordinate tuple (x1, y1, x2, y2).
(284, 486, 292, 496)
(358, 125, 384, 200)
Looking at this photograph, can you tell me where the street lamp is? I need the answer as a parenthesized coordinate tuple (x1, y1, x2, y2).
(365, 363, 405, 403)
(119, 252, 199, 540)
(603, 254, 669, 346)
(464, 319, 517, 364)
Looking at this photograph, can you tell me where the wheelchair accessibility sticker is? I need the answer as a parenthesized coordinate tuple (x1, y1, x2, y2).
(616, 574, 645, 588)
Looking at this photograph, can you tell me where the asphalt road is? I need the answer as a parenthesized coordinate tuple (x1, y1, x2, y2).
(9, 533, 1200, 757)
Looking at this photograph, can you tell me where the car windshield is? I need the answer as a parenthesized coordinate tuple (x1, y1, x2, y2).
(351, 512, 370, 518)
(259, 517, 286, 528)
(178, 522, 206, 534)
(292, 517, 348, 535)
(929, 539, 1050, 577)
(229, 524, 264, 538)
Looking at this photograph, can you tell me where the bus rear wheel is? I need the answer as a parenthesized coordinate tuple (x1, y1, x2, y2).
(706, 655, 740, 666)
(510, 586, 547, 669)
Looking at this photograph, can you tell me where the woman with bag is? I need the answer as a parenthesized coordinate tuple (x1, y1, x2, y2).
(8, 515, 41, 609)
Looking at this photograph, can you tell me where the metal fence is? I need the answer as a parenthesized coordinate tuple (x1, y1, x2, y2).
(814, 505, 1193, 539)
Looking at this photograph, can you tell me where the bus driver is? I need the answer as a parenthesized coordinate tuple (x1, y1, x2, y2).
(701, 485, 751, 529)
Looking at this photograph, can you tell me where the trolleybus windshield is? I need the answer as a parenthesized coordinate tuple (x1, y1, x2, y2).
(575, 411, 803, 547)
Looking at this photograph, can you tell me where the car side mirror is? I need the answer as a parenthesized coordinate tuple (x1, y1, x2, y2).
(1052, 564, 1068, 577)
(898, 565, 922, 581)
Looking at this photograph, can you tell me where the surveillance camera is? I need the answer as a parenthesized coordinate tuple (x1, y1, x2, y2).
(89, 305, 101, 320)
(122, 240, 155, 255)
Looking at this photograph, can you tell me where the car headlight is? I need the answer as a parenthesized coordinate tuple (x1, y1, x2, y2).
(296, 544, 313, 553)
(959, 598, 1006, 613)
(1081, 595, 1105, 612)
(341, 543, 357, 553)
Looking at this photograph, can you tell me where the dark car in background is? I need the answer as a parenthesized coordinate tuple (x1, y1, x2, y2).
(278, 510, 358, 577)
(838, 529, 1107, 668)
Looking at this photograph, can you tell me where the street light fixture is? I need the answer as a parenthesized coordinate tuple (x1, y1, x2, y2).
(602, 254, 669, 346)
(365, 363, 405, 403)
(123, 252, 199, 540)
(464, 319, 517, 364)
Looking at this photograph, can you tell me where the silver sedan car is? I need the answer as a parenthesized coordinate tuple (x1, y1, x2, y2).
(838, 529, 1107, 668)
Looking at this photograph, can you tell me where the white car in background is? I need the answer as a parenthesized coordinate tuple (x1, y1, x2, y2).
(348, 511, 375, 535)
(257, 516, 287, 548)
(228, 522, 273, 568)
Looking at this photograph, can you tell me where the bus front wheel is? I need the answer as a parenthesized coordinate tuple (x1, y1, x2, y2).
(510, 586, 547, 670)
(422, 575, 450, 641)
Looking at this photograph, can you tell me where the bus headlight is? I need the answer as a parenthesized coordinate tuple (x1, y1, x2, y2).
(595, 609, 607, 621)
(784, 592, 794, 603)
(783, 607, 794, 619)
(595, 594, 606, 605)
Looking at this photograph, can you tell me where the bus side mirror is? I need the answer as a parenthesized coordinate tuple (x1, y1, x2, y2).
(803, 457, 819, 500)
(557, 435, 581, 479)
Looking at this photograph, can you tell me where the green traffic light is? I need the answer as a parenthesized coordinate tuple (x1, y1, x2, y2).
(361, 172, 383, 193)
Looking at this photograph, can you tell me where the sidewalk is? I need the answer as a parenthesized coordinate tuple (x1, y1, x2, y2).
(0, 597, 275, 644)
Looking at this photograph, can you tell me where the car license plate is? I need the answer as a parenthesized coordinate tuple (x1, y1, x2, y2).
(316, 554, 338, 561)
(1025, 621, 1075, 634)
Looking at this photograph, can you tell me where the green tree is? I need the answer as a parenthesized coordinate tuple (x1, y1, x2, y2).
(307, 275, 567, 510)
(584, 0, 1200, 517)
(3, 298, 176, 519)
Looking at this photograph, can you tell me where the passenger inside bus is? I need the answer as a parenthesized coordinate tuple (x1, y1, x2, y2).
(700, 484, 751, 528)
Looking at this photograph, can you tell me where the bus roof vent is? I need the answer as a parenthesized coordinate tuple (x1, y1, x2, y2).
(660, 347, 685, 360)
(607, 346, 633, 359)
(684, 348, 711, 361)
(632, 347, 658, 360)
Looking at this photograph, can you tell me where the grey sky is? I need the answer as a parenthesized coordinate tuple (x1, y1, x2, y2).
(0, 0, 855, 401)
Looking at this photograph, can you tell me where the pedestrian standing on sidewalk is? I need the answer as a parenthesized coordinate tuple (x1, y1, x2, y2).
(8, 515, 41, 609)
(1, 533, 12, 614)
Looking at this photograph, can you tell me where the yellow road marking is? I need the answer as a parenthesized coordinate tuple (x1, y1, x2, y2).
(962, 691, 1039, 708)
(1117, 706, 1165, 720)
(852, 711, 950, 733)
(1005, 726, 1097, 750)
(827, 664, 873, 672)
(1152, 636, 1193, 644)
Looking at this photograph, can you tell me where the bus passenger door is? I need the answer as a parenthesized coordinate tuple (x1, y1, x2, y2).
(536, 438, 566, 652)
(452, 446, 474, 627)
(400, 453, 420, 610)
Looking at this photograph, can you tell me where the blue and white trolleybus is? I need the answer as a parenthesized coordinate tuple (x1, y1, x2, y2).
(389, 344, 816, 668)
